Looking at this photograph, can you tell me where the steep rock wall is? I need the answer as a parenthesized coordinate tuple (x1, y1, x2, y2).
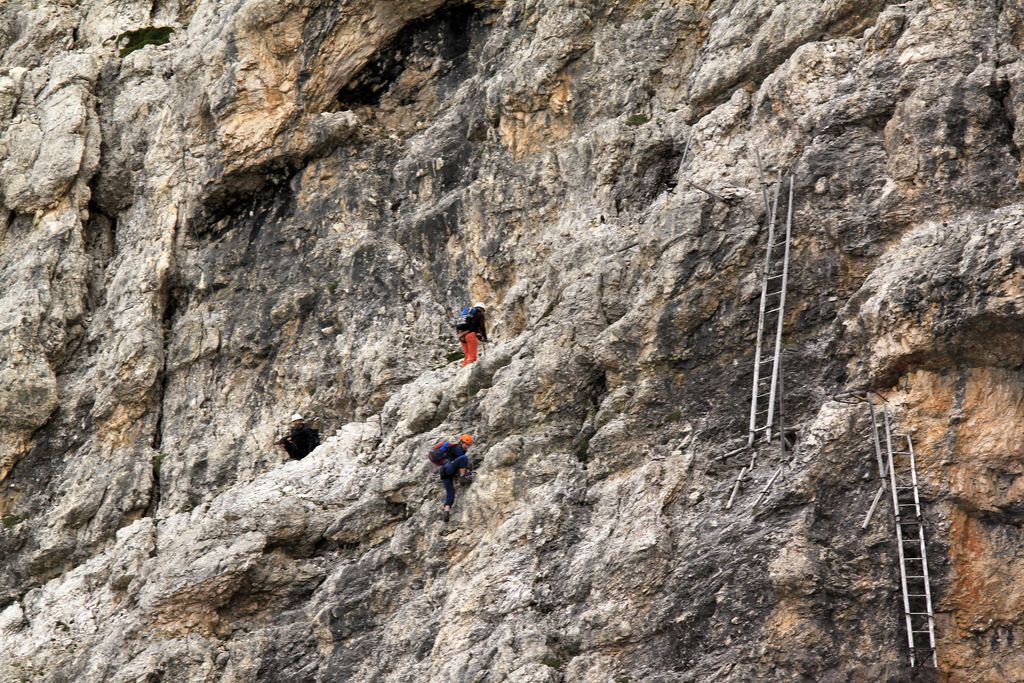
(1, 1, 1023, 681)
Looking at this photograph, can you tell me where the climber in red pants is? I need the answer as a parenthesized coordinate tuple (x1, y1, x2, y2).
(455, 303, 487, 366)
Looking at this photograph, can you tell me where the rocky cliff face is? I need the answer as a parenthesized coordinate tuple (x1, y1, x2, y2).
(1, 1, 1023, 681)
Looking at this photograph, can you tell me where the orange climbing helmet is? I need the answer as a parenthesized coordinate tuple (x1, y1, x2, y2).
(459, 434, 473, 446)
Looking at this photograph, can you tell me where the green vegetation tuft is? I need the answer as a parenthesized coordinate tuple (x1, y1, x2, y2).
(446, 351, 465, 363)
(152, 453, 166, 479)
(625, 114, 650, 126)
(642, 9, 654, 19)
(574, 439, 590, 464)
(2, 514, 26, 529)
(541, 656, 564, 669)
(119, 27, 174, 57)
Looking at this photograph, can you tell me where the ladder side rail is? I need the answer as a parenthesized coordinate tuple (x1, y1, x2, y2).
(751, 465, 782, 510)
(748, 180, 780, 445)
(726, 467, 747, 510)
(862, 481, 887, 530)
(786, 438, 801, 468)
(753, 150, 773, 217)
(869, 395, 888, 480)
(680, 129, 695, 174)
(863, 394, 891, 529)
(907, 434, 938, 666)
(716, 444, 750, 461)
(752, 354, 788, 512)
(776, 337, 786, 463)
(884, 409, 918, 667)
(726, 446, 762, 510)
(764, 177, 792, 442)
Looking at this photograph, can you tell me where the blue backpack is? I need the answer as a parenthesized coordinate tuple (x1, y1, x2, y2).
(455, 306, 479, 331)
(428, 441, 453, 465)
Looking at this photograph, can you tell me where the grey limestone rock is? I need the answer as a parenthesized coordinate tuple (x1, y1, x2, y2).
(1, 0, 1024, 681)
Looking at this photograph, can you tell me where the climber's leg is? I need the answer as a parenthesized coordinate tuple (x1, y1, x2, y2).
(461, 332, 478, 366)
(442, 476, 456, 507)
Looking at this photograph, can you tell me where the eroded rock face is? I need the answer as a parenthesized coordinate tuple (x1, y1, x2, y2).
(1, 1, 1023, 681)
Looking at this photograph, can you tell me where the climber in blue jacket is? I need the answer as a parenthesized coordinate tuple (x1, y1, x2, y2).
(429, 434, 474, 521)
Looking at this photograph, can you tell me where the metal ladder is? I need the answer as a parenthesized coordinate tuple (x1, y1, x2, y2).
(836, 391, 939, 668)
(747, 170, 793, 448)
(881, 408, 938, 668)
(724, 163, 794, 510)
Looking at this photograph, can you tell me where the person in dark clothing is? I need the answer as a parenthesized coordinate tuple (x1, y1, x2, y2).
(278, 413, 320, 460)
(437, 433, 474, 521)
(456, 303, 488, 367)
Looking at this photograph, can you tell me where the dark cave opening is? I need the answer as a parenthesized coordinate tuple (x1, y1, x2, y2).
(336, 3, 479, 108)
(197, 159, 300, 239)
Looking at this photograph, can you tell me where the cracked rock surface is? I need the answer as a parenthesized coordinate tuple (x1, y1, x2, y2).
(2, 1, 1024, 681)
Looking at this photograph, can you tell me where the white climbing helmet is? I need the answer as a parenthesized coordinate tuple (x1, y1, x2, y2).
(474, 302, 486, 310)
(291, 413, 304, 422)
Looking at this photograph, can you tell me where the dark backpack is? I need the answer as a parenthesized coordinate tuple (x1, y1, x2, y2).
(455, 306, 479, 331)
(309, 428, 320, 449)
(428, 441, 453, 465)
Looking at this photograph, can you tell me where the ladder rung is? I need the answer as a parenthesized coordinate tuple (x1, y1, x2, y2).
(911, 630, 933, 634)
(765, 289, 782, 296)
(767, 273, 784, 280)
(766, 307, 781, 314)
(906, 575, 926, 579)
(904, 557, 923, 561)
(907, 612, 932, 615)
